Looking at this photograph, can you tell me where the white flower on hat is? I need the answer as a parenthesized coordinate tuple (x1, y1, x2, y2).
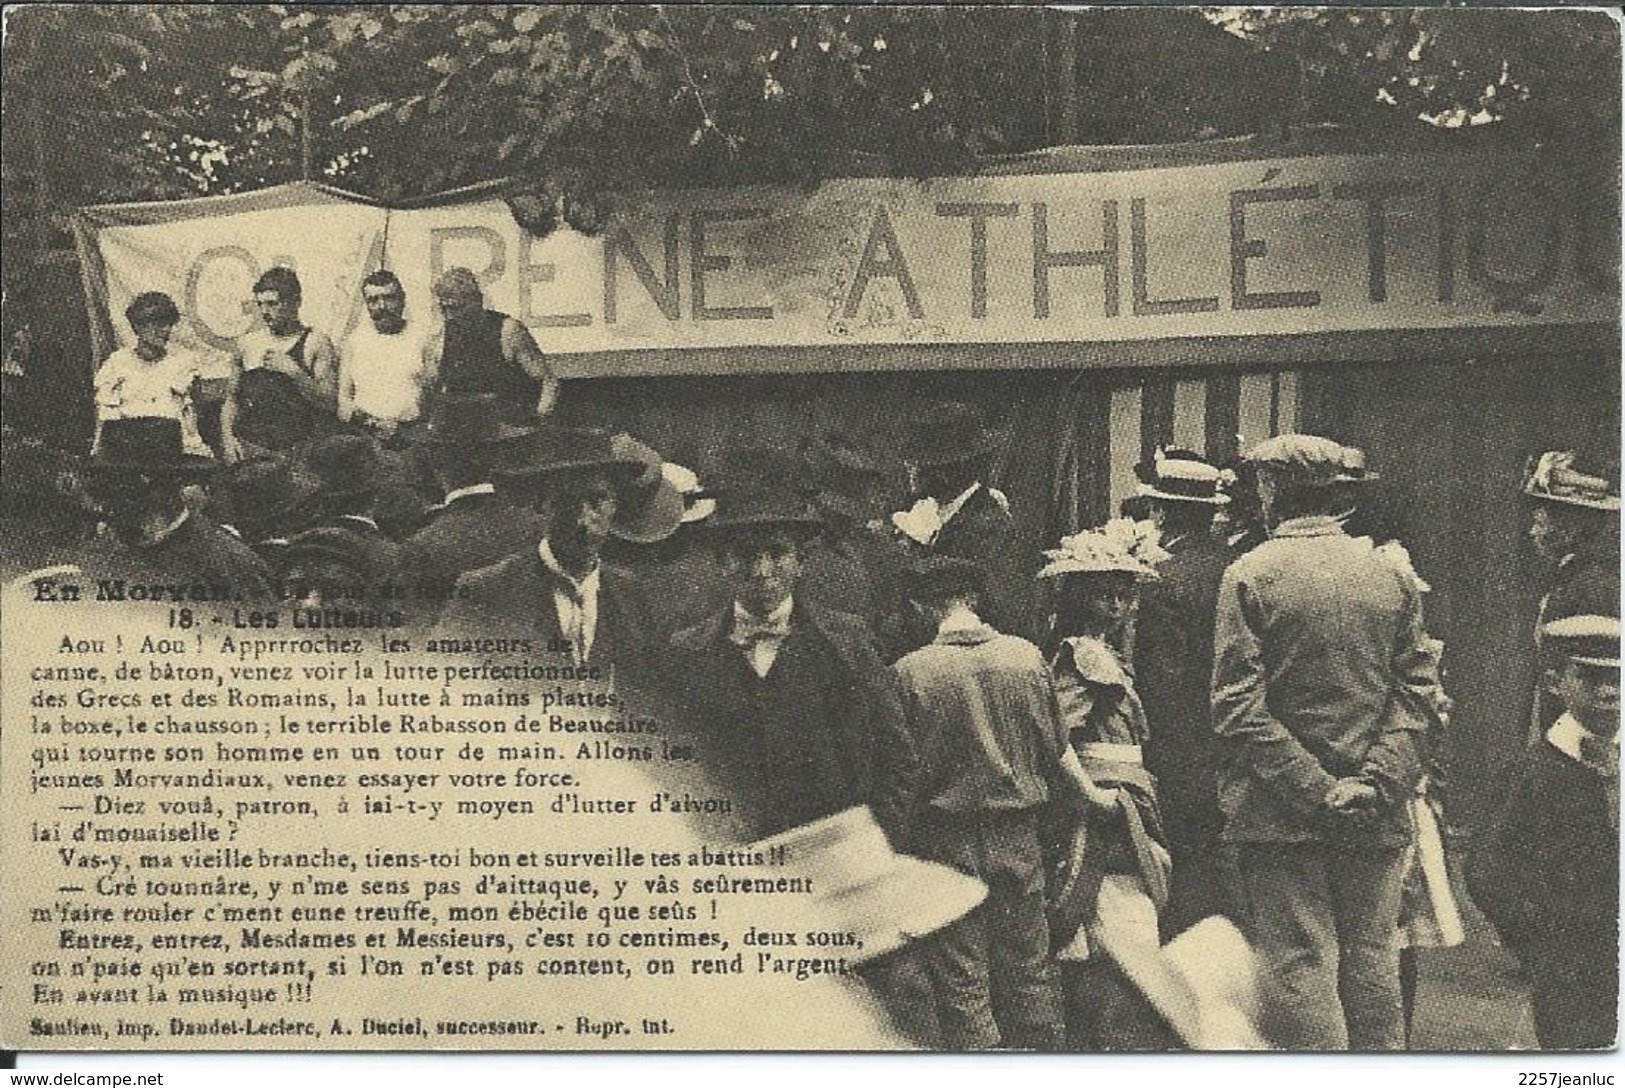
(1038, 517, 1170, 579)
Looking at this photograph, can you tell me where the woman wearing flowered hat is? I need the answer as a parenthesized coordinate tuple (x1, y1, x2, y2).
(1037, 517, 1177, 1050)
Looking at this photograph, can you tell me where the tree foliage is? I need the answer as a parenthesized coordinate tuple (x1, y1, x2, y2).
(3, 4, 1617, 256)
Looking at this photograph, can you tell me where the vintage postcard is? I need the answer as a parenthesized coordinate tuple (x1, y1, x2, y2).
(1, 3, 1619, 1070)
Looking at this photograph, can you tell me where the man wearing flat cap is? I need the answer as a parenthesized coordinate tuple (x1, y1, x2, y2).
(1470, 615, 1618, 1050)
(426, 267, 558, 422)
(68, 417, 274, 600)
(433, 426, 659, 691)
(1133, 450, 1241, 938)
(1521, 449, 1620, 741)
(1211, 434, 1441, 1050)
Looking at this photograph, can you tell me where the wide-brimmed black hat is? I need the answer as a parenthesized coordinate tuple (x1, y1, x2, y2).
(225, 454, 323, 544)
(301, 433, 382, 510)
(901, 402, 1000, 468)
(401, 393, 536, 449)
(806, 431, 890, 520)
(705, 447, 824, 539)
(85, 417, 216, 477)
(490, 425, 647, 483)
(904, 554, 986, 601)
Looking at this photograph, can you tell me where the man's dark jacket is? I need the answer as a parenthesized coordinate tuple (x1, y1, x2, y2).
(1138, 530, 1231, 853)
(394, 492, 546, 615)
(667, 603, 919, 845)
(434, 549, 660, 695)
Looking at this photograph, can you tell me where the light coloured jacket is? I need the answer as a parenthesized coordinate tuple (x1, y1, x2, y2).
(1211, 515, 1438, 844)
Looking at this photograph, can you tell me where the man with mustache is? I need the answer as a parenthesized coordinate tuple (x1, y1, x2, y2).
(337, 269, 435, 443)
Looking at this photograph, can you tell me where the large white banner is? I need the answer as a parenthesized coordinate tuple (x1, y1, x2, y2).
(79, 146, 1618, 377)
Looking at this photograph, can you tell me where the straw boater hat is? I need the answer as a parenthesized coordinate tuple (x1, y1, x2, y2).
(1037, 518, 1169, 581)
(1335, 444, 1381, 484)
(608, 432, 685, 545)
(901, 402, 1000, 467)
(1138, 449, 1231, 506)
(749, 806, 987, 964)
(1543, 614, 1622, 668)
(1522, 450, 1621, 512)
(84, 417, 216, 478)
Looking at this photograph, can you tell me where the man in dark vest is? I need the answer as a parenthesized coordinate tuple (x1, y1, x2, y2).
(222, 266, 339, 461)
(426, 267, 559, 423)
(1132, 450, 1241, 938)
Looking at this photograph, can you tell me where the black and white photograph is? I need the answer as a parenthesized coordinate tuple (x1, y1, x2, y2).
(0, 3, 1619, 1074)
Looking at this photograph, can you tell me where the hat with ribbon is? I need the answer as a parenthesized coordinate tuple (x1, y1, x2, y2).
(1335, 445, 1381, 484)
(608, 432, 685, 545)
(1522, 450, 1621, 512)
(1543, 614, 1622, 668)
(1037, 518, 1169, 580)
(901, 402, 1000, 467)
(1138, 449, 1231, 506)
(748, 806, 987, 964)
(84, 418, 216, 478)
